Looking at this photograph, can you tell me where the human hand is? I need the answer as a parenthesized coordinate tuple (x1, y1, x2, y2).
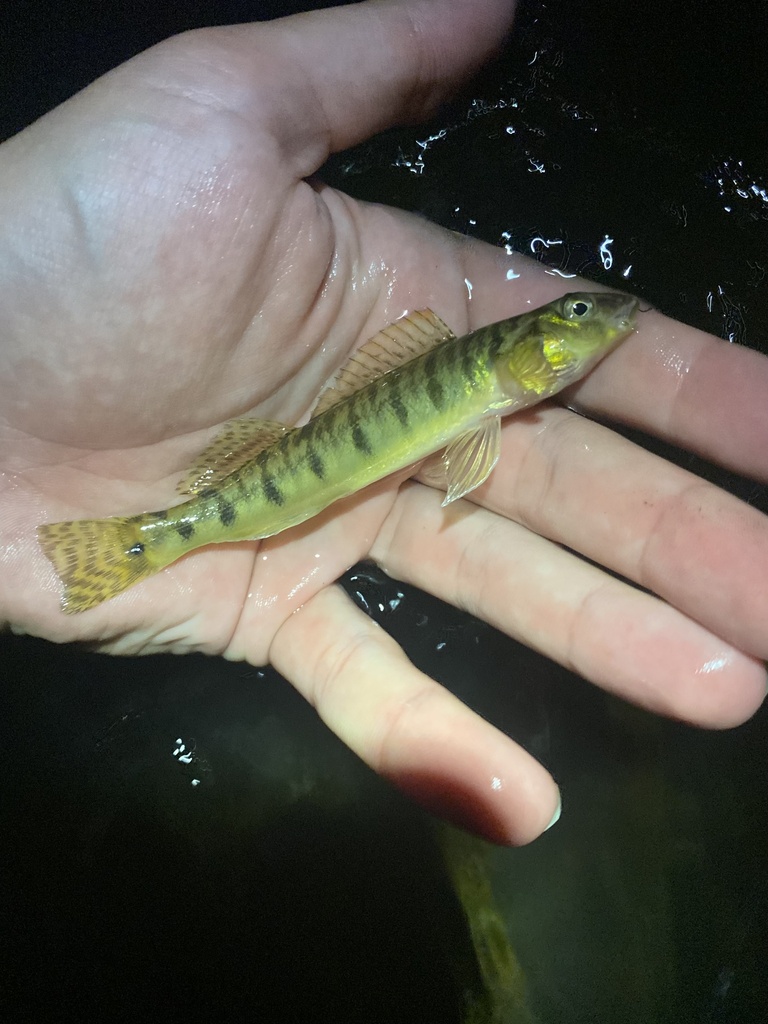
(1, 0, 766, 845)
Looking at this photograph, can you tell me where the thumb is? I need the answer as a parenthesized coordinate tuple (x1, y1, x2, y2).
(259, 0, 518, 163)
(122, 0, 518, 179)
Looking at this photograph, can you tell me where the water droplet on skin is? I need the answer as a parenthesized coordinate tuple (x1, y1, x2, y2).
(286, 566, 320, 602)
(695, 653, 733, 675)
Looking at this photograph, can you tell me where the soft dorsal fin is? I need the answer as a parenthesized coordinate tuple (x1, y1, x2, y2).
(311, 308, 455, 418)
(176, 417, 291, 495)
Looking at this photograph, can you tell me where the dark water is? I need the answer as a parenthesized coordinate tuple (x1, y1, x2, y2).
(2, 1, 767, 1022)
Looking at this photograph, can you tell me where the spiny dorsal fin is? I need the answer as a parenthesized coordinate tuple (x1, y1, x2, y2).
(441, 415, 501, 505)
(177, 417, 291, 496)
(311, 308, 455, 419)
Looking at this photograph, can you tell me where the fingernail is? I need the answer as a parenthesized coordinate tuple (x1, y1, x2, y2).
(545, 792, 562, 832)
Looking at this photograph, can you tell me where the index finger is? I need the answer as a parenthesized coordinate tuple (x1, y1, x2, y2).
(453, 242, 768, 485)
(570, 307, 768, 484)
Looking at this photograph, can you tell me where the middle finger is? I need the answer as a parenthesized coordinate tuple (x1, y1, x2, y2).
(470, 406, 768, 659)
(370, 482, 765, 728)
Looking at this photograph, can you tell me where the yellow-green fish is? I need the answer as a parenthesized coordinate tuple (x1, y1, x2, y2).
(38, 291, 638, 613)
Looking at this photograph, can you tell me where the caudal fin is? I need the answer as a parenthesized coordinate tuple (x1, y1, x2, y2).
(37, 515, 157, 614)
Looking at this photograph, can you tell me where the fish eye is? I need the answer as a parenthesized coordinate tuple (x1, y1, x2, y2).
(566, 297, 592, 319)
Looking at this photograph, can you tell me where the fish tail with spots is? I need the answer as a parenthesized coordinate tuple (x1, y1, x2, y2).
(37, 515, 162, 613)
(36, 487, 242, 613)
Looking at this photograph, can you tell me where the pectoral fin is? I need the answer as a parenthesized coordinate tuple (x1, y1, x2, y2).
(441, 416, 501, 506)
(177, 417, 291, 495)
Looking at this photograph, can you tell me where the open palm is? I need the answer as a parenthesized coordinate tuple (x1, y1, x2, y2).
(2, 0, 766, 844)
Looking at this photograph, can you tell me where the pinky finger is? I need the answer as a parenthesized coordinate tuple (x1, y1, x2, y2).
(268, 583, 560, 846)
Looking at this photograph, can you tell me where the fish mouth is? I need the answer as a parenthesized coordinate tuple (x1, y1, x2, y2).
(605, 294, 640, 332)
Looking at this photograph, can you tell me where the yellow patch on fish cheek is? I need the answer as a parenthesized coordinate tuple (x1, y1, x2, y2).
(542, 333, 571, 370)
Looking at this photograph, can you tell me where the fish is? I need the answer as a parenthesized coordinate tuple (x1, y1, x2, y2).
(37, 291, 638, 613)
